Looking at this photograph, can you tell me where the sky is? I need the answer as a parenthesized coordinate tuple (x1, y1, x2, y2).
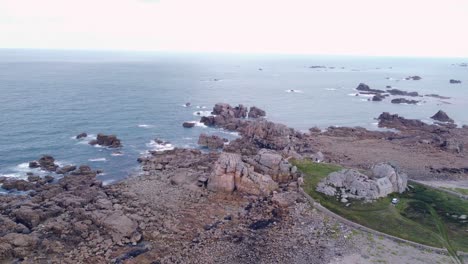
(1, 0, 468, 57)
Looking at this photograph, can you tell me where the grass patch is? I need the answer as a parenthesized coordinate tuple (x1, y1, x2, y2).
(295, 160, 468, 255)
(442, 187, 468, 196)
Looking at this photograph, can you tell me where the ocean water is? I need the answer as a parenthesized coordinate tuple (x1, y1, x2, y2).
(0, 49, 467, 185)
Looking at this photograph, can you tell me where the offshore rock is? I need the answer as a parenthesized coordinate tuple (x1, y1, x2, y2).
(182, 122, 195, 128)
(390, 98, 419, 105)
(76, 132, 88, 139)
(431, 110, 454, 123)
(355, 83, 385, 94)
(89, 133, 122, 148)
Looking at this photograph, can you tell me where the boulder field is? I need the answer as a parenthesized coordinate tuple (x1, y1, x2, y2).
(1, 102, 467, 263)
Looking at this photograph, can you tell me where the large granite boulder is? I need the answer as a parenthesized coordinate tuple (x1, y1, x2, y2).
(198, 134, 226, 150)
(208, 152, 278, 196)
(89, 134, 122, 148)
(431, 110, 454, 123)
(316, 163, 407, 201)
(245, 149, 298, 183)
(239, 120, 294, 150)
(371, 163, 407, 193)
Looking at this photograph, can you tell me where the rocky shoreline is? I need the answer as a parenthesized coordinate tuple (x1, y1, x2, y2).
(1, 103, 466, 263)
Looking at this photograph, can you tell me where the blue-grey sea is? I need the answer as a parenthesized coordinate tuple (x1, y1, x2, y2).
(0, 49, 467, 187)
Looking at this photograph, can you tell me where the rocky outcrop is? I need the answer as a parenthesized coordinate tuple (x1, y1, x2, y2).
(244, 149, 298, 183)
(207, 152, 278, 196)
(355, 83, 385, 94)
(1, 179, 37, 191)
(239, 120, 295, 150)
(212, 103, 248, 119)
(425, 94, 451, 100)
(182, 122, 195, 128)
(324, 126, 396, 139)
(76, 132, 88, 139)
(391, 98, 419, 104)
(56, 165, 77, 175)
(378, 112, 431, 131)
(198, 134, 226, 149)
(29, 155, 59, 172)
(316, 163, 407, 201)
(449, 79, 462, 84)
(431, 110, 454, 123)
(0, 164, 142, 262)
(89, 134, 122, 148)
(200, 103, 248, 129)
(386, 89, 419, 97)
(248, 106, 266, 118)
(405, 76, 422, 80)
(371, 94, 386, 101)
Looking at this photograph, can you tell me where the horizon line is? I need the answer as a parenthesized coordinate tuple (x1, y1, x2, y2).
(1, 47, 468, 60)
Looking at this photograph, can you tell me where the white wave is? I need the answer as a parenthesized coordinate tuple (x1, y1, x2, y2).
(138, 124, 154, 128)
(194, 121, 207, 128)
(0, 173, 22, 178)
(75, 134, 97, 144)
(88, 158, 107, 162)
(146, 140, 175, 152)
(102, 179, 114, 186)
(193, 111, 212, 117)
(325, 88, 337, 91)
(220, 130, 240, 136)
(360, 99, 369, 102)
(183, 137, 193, 140)
(349, 93, 374, 98)
(371, 122, 379, 126)
(285, 89, 303, 93)
(111, 152, 124, 156)
(16, 162, 31, 171)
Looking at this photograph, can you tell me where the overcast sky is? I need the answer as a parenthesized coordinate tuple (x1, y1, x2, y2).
(1, 0, 467, 57)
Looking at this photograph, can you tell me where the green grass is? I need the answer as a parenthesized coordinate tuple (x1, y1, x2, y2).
(442, 187, 468, 196)
(294, 160, 468, 258)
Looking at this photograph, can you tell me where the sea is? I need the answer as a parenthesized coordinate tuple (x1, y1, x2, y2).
(0, 49, 466, 188)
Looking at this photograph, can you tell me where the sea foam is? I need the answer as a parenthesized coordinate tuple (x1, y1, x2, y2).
(88, 158, 107, 162)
